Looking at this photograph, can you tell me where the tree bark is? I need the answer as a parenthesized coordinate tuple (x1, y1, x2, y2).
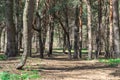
(16, 0, 30, 69)
(73, 5, 79, 59)
(47, 0, 55, 57)
(0, 22, 5, 52)
(5, 0, 18, 57)
(79, 0, 83, 58)
(27, 0, 35, 57)
(109, 0, 113, 58)
(95, 0, 102, 59)
(113, 0, 120, 58)
(64, 3, 72, 59)
(48, 21, 54, 57)
(84, 0, 92, 59)
(1, 27, 6, 52)
(63, 32, 67, 53)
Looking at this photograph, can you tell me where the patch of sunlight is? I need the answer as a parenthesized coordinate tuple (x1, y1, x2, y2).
(99, 58, 120, 67)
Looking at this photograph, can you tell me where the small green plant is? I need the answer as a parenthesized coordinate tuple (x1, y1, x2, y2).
(0, 70, 40, 80)
(0, 54, 7, 61)
(0, 66, 2, 69)
(99, 58, 120, 67)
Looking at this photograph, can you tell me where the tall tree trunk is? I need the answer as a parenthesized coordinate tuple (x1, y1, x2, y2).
(84, 0, 92, 59)
(14, 0, 21, 55)
(16, 0, 30, 69)
(14, 0, 23, 54)
(95, 0, 102, 59)
(113, 0, 120, 58)
(27, 0, 35, 57)
(0, 22, 5, 52)
(16, 0, 29, 69)
(79, 0, 83, 58)
(38, 16, 44, 58)
(109, 0, 113, 58)
(73, 5, 79, 59)
(33, 0, 48, 58)
(64, 3, 72, 59)
(104, 3, 109, 58)
(34, 0, 43, 58)
(39, 29, 44, 58)
(63, 32, 67, 53)
(5, 0, 18, 57)
(33, 13, 44, 58)
(48, 21, 54, 57)
(48, 0, 55, 57)
(1, 27, 6, 52)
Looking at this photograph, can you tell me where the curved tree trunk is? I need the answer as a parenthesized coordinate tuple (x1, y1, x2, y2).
(16, 0, 34, 69)
(16, 0, 30, 69)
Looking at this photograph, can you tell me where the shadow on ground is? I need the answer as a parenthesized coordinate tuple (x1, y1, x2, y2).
(110, 65, 120, 77)
(39, 65, 111, 71)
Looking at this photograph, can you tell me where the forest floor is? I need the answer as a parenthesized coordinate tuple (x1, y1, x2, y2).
(0, 53, 120, 80)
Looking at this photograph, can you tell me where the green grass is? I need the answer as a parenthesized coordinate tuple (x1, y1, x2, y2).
(99, 58, 120, 67)
(0, 70, 40, 80)
(0, 54, 7, 61)
(53, 48, 95, 54)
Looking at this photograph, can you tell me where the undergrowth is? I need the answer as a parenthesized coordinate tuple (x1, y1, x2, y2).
(0, 54, 7, 61)
(99, 58, 120, 67)
(0, 70, 40, 80)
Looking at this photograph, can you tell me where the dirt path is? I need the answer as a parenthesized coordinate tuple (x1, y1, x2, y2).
(39, 55, 120, 80)
(0, 54, 120, 80)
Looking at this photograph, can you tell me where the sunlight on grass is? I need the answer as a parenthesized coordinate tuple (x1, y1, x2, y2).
(0, 70, 40, 80)
(99, 58, 120, 67)
(53, 48, 95, 54)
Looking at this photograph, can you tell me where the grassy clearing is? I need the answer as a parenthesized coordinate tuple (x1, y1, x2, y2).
(99, 58, 120, 67)
(0, 70, 40, 80)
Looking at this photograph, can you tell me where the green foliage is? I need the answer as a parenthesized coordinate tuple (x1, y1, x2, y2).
(0, 71, 11, 80)
(0, 66, 2, 69)
(0, 70, 40, 80)
(99, 58, 120, 67)
(0, 54, 7, 61)
(48, 2, 63, 14)
(69, 0, 80, 8)
(0, 0, 5, 21)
